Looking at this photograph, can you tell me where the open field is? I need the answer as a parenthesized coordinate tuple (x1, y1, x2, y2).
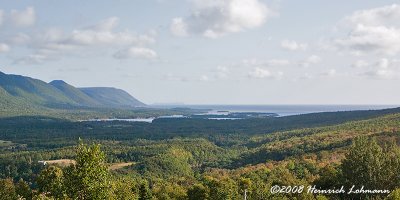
(108, 162, 135, 170)
(43, 159, 135, 170)
(44, 159, 76, 167)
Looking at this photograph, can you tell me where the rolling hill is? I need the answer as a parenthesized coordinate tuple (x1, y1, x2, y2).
(0, 71, 76, 107)
(0, 71, 145, 113)
(49, 80, 101, 107)
(80, 87, 146, 108)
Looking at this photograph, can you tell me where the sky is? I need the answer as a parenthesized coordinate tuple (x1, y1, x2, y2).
(0, 0, 400, 105)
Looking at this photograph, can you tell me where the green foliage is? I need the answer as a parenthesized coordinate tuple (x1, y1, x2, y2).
(79, 87, 145, 107)
(32, 193, 55, 200)
(1, 107, 400, 199)
(137, 147, 193, 179)
(341, 137, 400, 188)
(0, 178, 17, 200)
(386, 188, 400, 200)
(37, 166, 65, 199)
(110, 178, 137, 200)
(313, 165, 340, 190)
(15, 179, 32, 199)
(153, 181, 187, 200)
(341, 137, 400, 199)
(187, 184, 209, 200)
(203, 176, 239, 200)
(138, 181, 153, 200)
(315, 195, 329, 200)
(0, 71, 146, 115)
(64, 140, 111, 199)
(268, 166, 315, 200)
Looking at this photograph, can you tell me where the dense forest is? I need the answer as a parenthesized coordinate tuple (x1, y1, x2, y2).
(1, 107, 400, 199)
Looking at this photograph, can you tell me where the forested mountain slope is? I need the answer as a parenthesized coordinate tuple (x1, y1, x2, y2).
(0, 71, 146, 118)
(1, 107, 400, 199)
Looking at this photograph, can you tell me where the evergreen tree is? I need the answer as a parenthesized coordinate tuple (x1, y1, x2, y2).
(139, 181, 153, 200)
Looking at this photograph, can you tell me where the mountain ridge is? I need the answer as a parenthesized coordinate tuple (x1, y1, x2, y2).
(49, 80, 102, 107)
(79, 87, 146, 108)
(0, 71, 146, 110)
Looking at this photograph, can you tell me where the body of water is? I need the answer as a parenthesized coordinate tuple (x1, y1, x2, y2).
(84, 105, 399, 123)
(159, 104, 400, 117)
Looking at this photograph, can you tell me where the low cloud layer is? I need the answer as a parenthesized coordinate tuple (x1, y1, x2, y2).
(9, 17, 157, 64)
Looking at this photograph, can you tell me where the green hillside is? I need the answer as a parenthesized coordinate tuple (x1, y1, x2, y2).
(0, 71, 146, 118)
(0, 72, 76, 107)
(1, 109, 400, 199)
(80, 87, 146, 107)
(2, 72, 400, 199)
(49, 80, 101, 107)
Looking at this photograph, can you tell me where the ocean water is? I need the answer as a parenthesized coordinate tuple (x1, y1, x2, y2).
(168, 105, 400, 117)
(84, 105, 400, 123)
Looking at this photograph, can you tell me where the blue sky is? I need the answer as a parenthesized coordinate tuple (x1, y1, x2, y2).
(0, 0, 400, 105)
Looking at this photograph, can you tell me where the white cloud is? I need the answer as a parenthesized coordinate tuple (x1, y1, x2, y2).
(170, 0, 272, 38)
(242, 58, 290, 67)
(265, 59, 291, 66)
(320, 69, 337, 77)
(113, 47, 158, 60)
(352, 60, 369, 68)
(13, 53, 57, 65)
(0, 43, 10, 53)
(298, 73, 313, 80)
(170, 18, 188, 37)
(63, 17, 156, 47)
(33, 17, 155, 49)
(376, 58, 389, 69)
(307, 55, 322, 63)
(281, 40, 307, 51)
(8, 33, 31, 45)
(12, 17, 157, 64)
(199, 75, 210, 81)
(363, 69, 394, 79)
(248, 67, 283, 79)
(360, 58, 399, 79)
(10, 7, 36, 27)
(213, 58, 289, 80)
(335, 24, 400, 55)
(88, 17, 120, 31)
(214, 65, 230, 79)
(14, 54, 44, 64)
(69, 29, 154, 47)
(217, 65, 229, 73)
(299, 55, 321, 67)
(344, 4, 400, 27)
(335, 4, 400, 55)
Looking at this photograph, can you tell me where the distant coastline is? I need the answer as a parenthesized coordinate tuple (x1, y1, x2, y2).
(150, 104, 400, 116)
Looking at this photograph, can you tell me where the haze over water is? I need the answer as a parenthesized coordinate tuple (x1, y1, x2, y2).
(153, 105, 400, 117)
